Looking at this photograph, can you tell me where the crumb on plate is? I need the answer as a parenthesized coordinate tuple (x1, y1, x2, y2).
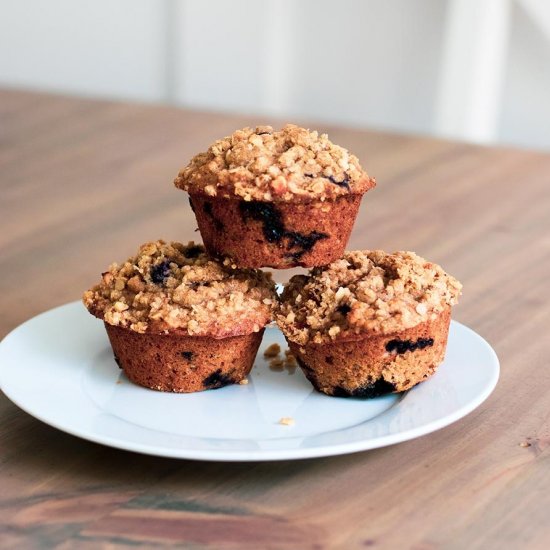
(279, 417, 295, 426)
(269, 358, 285, 371)
(264, 343, 281, 357)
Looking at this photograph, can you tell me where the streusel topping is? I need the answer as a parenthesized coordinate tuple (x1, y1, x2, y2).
(83, 240, 275, 337)
(174, 124, 375, 202)
(277, 250, 462, 345)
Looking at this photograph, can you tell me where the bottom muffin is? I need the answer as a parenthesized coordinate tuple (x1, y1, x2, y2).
(106, 324, 263, 392)
(287, 308, 450, 397)
(83, 240, 275, 393)
(277, 250, 462, 398)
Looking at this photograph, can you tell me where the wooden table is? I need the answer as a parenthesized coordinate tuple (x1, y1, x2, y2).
(1, 89, 549, 549)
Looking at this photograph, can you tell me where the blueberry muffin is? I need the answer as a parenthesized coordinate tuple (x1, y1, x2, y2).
(276, 251, 462, 397)
(174, 124, 375, 268)
(83, 240, 275, 392)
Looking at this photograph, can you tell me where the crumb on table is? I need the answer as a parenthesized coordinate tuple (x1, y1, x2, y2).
(239, 378, 249, 385)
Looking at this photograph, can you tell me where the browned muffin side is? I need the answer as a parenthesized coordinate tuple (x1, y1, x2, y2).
(189, 194, 361, 268)
(105, 325, 263, 393)
(175, 125, 375, 268)
(277, 251, 462, 397)
(83, 240, 275, 392)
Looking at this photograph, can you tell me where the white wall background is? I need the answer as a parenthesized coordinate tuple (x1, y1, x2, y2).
(1, 0, 549, 150)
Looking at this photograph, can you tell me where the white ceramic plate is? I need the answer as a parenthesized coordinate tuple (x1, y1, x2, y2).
(0, 302, 499, 461)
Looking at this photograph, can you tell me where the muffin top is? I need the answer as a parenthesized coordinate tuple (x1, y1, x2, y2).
(174, 124, 375, 202)
(83, 240, 276, 337)
(277, 250, 462, 345)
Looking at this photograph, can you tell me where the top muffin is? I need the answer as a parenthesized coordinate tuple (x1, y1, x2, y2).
(83, 240, 275, 338)
(174, 124, 375, 202)
(277, 250, 462, 345)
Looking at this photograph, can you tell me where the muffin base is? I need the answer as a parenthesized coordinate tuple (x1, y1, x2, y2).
(189, 193, 363, 268)
(287, 308, 451, 398)
(105, 324, 263, 393)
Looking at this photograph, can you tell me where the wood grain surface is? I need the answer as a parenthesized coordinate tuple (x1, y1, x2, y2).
(1, 89, 550, 549)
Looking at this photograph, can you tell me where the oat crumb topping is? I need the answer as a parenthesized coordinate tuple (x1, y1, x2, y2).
(175, 124, 375, 202)
(277, 250, 462, 345)
(83, 240, 275, 337)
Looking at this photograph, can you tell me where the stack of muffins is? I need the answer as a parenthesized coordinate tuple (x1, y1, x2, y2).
(84, 124, 462, 397)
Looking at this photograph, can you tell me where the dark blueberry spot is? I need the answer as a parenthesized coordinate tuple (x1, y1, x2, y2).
(385, 340, 398, 352)
(327, 174, 350, 190)
(150, 260, 171, 284)
(331, 386, 349, 397)
(239, 201, 286, 243)
(203, 369, 234, 389)
(386, 337, 434, 354)
(203, 201, 224, 231)
(285, 231, 328, 253)
(332, 379, 396, 399)
(304, 173, 314, 178)
(184, 245, 203, 259)
(240, 201, 328, 262)
(284, 230, 328, 262)
(418, 337, 434, 349)
(181, 351, 193, 360)
(188, 197, 196, 213)
(396, 341, 409, 354)
(337, 303, 351, 315)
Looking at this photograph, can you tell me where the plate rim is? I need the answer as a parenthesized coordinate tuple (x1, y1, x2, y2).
(0, 302, 500, 462)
